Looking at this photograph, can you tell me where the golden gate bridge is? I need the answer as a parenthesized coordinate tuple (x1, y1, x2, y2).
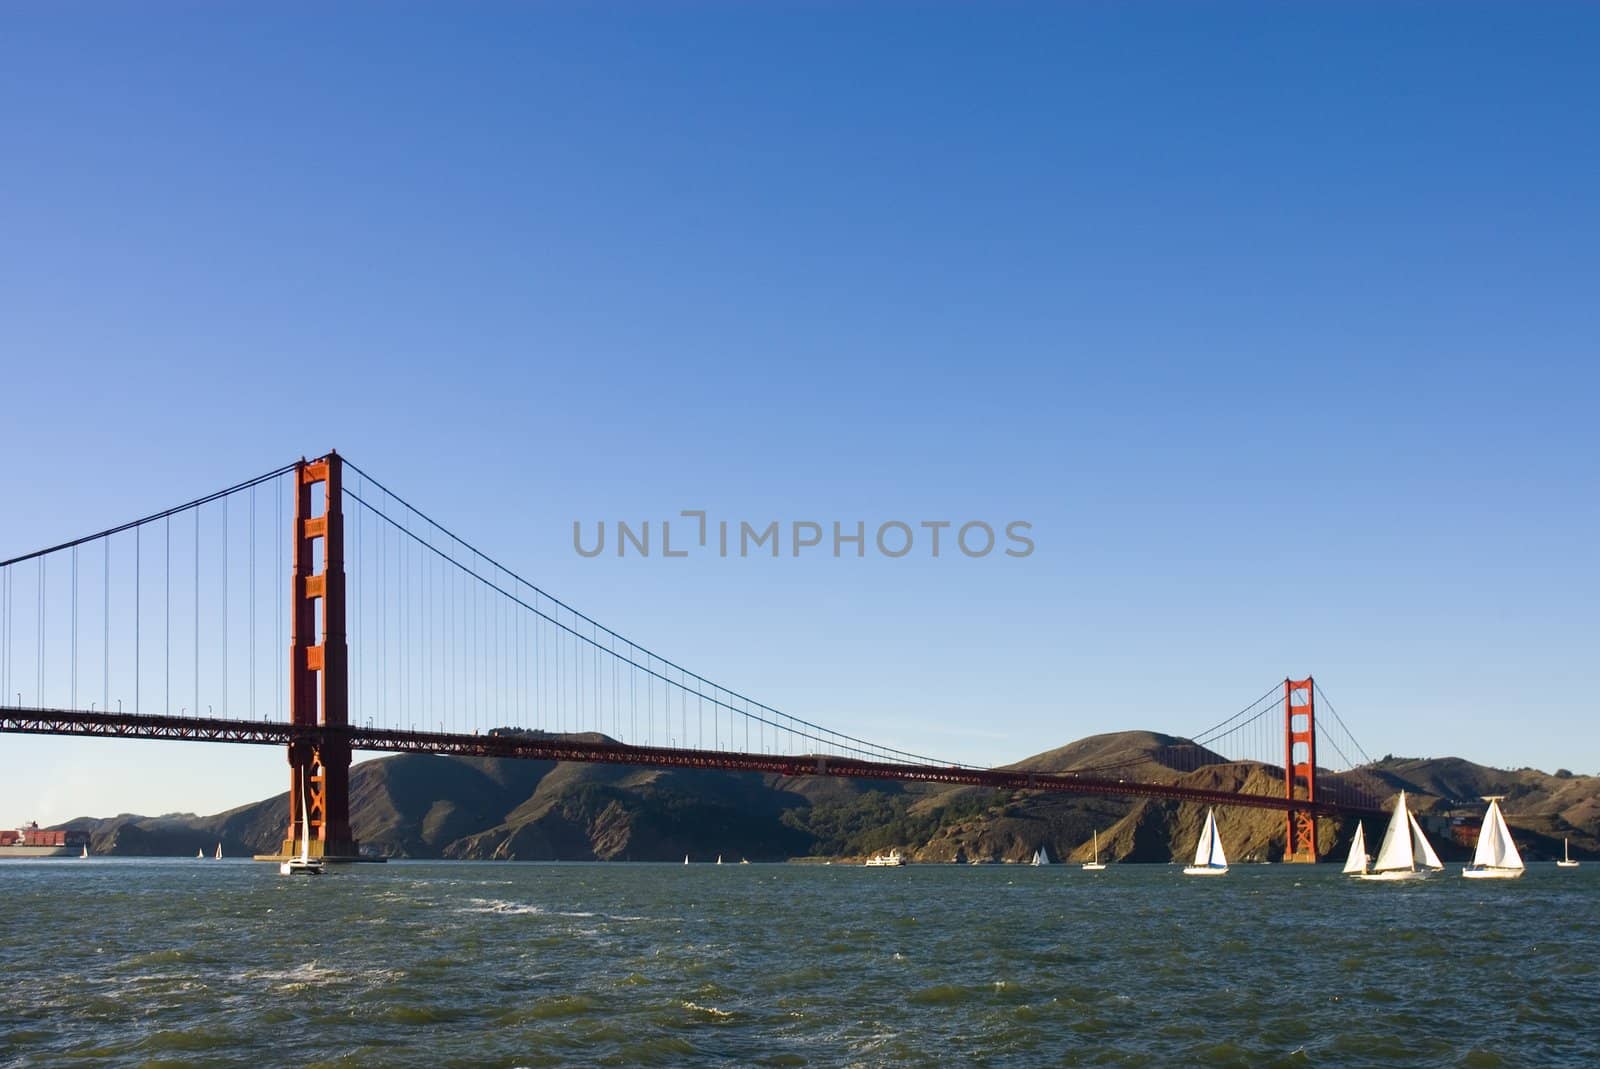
(0, 452, 1380, 862)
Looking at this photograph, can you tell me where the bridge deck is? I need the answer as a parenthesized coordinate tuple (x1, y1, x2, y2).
(1, 707, 1373, 816)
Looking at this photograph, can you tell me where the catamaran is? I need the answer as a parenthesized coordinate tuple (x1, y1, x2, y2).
(1462, 796, 1524, 880)
(1342, 821, 1371, 877)
(1182, 808, 1228, 876)
(279, 770, 326, 876)
(1082, 829, 1106, 871)
(1558, 838, 1579, 869)
(1360, 791, 1442, 881)
(1031, 845, 1050, 866)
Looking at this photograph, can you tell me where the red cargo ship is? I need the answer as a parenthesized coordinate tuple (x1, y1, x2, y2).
(0, 822, 91, 858)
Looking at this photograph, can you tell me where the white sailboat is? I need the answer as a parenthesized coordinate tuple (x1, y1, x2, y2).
(279, 770, 326, 876)
(214, 842, 223, 861)
(1342, 821, 1371, 876)
(1558, 838, 1579, 869)
(1359, 791, 1443, 881)
(1031, 845, 1050, 866)
(1082, 829, 1106, 871)
(683, 854, 689, 865)
(196, 848, 204, 859)
(80, 844, 89, 859)
(1182, 808, 1229, 876)
(1462, 796, 1524, 880)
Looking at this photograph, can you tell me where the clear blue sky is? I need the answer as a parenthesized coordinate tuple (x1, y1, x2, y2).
(1, 4, 1595, 824)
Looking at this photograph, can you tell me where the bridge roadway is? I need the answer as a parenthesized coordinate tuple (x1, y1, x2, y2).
(1, 707, 1372, 816)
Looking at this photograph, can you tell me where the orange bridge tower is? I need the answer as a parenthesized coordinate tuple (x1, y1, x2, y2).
(275, 452, 360, 861)
(1282, 676, 1317, 863)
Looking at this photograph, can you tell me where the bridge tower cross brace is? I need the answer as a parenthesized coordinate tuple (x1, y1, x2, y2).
(278, 452, 360, 860)
(1282, 676, 1317, 863)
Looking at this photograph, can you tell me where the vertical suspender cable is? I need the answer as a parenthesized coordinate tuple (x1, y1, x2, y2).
(37, 558, 45, 706)
(380, 497, 387, 727)
(354, 475, 361, 725)
(222, 496, 228, 714)
(103, 538, 109, 712)
(71, 546, 78, 709)
(400, 523, 407, 730)
(136, 525, 142, 712)
(250, 485, 256, 720)
(275, 478, 282, 722)
(164, 518, 169, 714)
(194, 507, 199, 715)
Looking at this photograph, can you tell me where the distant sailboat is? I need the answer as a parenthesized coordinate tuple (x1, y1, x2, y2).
(1031, 846, 1050, 866)
(1342, 821, 1371, 877)
(1462, 796, 1524, 880)
(1182, 808, 1229, 876)
(80, 844, 89, 859)
(1082, 829, 1106, 871)
(683, 854, 689, 865)
(1360, 791, 1442, 881)
(1558, 838, 1579, 869)
(196, 848, 204, 860)
(716, 855, 723, 865)
(214, 842, 223, 861)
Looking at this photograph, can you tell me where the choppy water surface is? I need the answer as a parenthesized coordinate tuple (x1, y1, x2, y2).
(2, 860, 1595, 1067)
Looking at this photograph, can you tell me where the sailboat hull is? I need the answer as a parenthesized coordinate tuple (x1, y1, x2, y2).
(1182, 865, 1228, 877)
(1357, 868, 1433, 881)
(1557, 860, 1579, 868)
(1081, 863, 1106, 871)
(1462, 866, 1523, 879)
(279, 860, 325, 876)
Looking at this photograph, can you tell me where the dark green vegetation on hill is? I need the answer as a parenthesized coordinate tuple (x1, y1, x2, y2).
(60, 731, 1600, 863)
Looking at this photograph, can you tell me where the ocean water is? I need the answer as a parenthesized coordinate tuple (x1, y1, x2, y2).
(1, 859, 1595, 1068)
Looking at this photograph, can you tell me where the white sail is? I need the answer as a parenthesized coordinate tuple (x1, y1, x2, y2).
(1034, 846, 1050, 866)
(1372, 792, 1417, 872)
(1471, 800, 1523, 871)
(1191, 808, 1226, 869)
(1408, 812, 1443, 870)
(298, 777, 312, 864)
(1192, 810, 1215, 867)
(1206, 811, 1228, 868)
(1489, 803, 1521, 869)
(1343, 822, 1368, 875)
(1473, 807, 1504, 868)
